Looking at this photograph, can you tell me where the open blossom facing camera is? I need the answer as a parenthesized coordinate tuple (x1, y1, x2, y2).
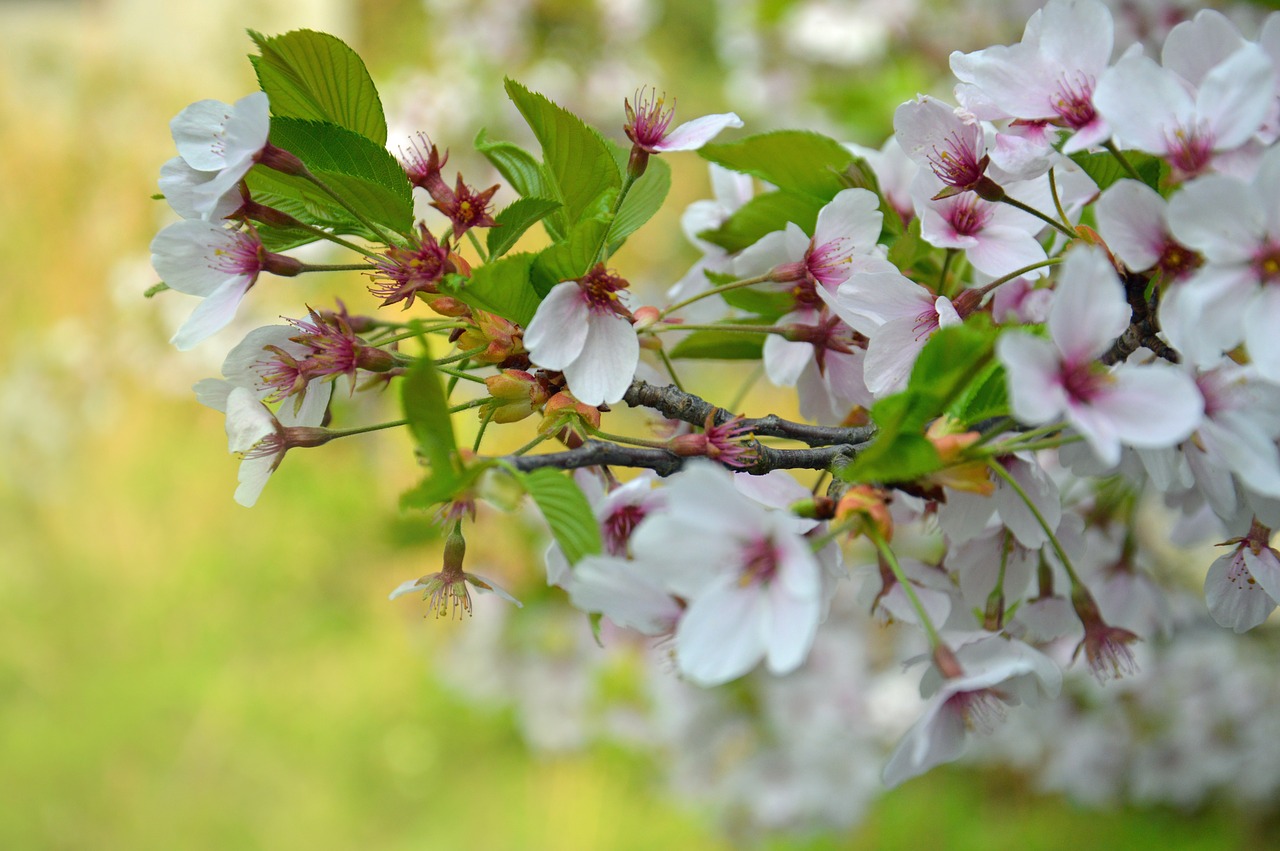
(524, 264, 639, 406)
(997, 246, 1203, 466)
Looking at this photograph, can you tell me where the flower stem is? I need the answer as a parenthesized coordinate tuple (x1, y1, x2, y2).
(656, 345, 685, 392)
(987, 457, 1081, 586)
(466, 229, 489, 263)
(658, 274, 774, 319)
(588, 426, 672, 450)
(650, 322, 787, 335)
(435, 345, 489, 366)
(999, 195, 1077, 239)
(299, 168, 399, 245)
(866, 526, 944, 650)
(973, 257, 1064, 297)
(326, 418, 409, 439)
(297, 263, 375, 273)
(1103, 140, 1145, 183)
(374, 324, 471, 347)
(437, 366, 486, 384)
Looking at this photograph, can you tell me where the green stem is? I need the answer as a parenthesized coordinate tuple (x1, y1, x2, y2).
(974, 257, 1064, 296)
(982, 435, 1083, 455)
(326, 418, 409, 439)
(656, 345, 685, 392)
(593, 172, 638, 263)
(300, 169, 399, 245)
(448, 398, 489, 414)
(999, 195, 1077, 239)
(473, 408, 495, 452)
(866, 526, 944, 650)
(588, 426, 671, 450)
(987, 457, 1082, 586)
(466, 230, 489, 263)
(650, 322, 788, 335)
(297, 263, 375, 273)
(284, 221, 379, 259)
(1103, 140, 1145, 183)
(435, 346, 489, 366)
(658, 274, 774, 320)
(1047, 168, 1072, 233)
(938, 249, 957, 298)
(438, 366, 486, 385)
(374, 324, 470, 347)
(512, 433, 550, 456)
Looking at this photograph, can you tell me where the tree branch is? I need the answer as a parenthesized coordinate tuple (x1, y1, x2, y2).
(622, 380, 876, 447)
(501, 439, 861, 478)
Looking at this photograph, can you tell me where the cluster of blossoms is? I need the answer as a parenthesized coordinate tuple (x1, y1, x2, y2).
(150, 1, 1280, 808)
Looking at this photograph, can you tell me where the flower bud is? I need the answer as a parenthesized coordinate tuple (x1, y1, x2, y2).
(458, 310, 524, 364)
(483, 369, 548, 424)
(539, 391, 601, 448)
(835, 485, 893, 542)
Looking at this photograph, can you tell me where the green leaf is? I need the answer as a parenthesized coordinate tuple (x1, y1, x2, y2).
(475, 129, 554, 203)
(840, 319, 998, 483)
(1068, 149, 1167, 194)
(886, 215, 928, 271)
(951, 361, 1010, 426)
(530, 214, 612, 298)
(445, 252, 541, 326)
(401, 351, 460, 491)
(669, 329, 766, 360)
(487, 197, 561, 258)
(245, 168, 378, 242)
(843, 433, 944, 484)
(605, 142, 671, 244)
(699, 190, 824, 253)
(256, 118, 413, 235)
(248, 29, 387, 144)
(720, 285, 794, 319)
(699, 131, 855, 200)
(504, 79, 621, 229)
(522, 468, 603, 565)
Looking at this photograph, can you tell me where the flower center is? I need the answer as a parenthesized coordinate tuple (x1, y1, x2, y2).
(739, 537, 780, 586)
(804, 237, 852, 289)
(1156, 238, 1202, 282)
(210, 231, 265, 277)
(1051, 72, 1097, 130)
(928, 130, 984, 188)
(1060, 360, 1111, 404)
(1164, 124, 1213, 177)
(1252, 242, 1280, 285)
(577, 265, 632, 318)
(603, 504, 647, 556)
(947, 196, 991, 237)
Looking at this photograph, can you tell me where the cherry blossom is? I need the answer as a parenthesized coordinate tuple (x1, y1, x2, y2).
(996, 245, 1203, 466)
(1163, 146, 1280, 378)
(168, 91, 271, 217)
(950, 0, 1115, 153)
(624, 87, 743, 154)
(524, 264, 639, 406)
(628, 463, 824, 686)
(1094, 42, 1275, 180)
(883, 638, 1061, 787)
(150, 220, 302, 350)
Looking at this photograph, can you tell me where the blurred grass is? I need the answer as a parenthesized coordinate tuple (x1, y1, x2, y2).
(0, 0, 1274, 848)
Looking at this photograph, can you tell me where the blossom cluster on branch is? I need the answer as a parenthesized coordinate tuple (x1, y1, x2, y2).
(149, 2, 1280, 789)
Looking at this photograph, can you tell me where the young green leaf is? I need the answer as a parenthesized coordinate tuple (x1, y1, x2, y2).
(257, 118, 413, 235)
(699, 131, 855, 200)
(698, 190, 824, 253)
(504, 79, 621, 229)
(522, 468, 603, 565)
(487, 197, 561, 258)
(475, 129, 554, 202)
(248, 29, 387, 144)
(605, 141, 671, 244)
(1069, 149, 1168, 194)
(445, 252, 541, 326)
(530, 215, 613, 298)
(401, 349, 461, 490)
(669, 329, 766, 360)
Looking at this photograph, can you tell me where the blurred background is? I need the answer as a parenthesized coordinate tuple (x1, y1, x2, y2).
(3, 0, 1279, 848)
